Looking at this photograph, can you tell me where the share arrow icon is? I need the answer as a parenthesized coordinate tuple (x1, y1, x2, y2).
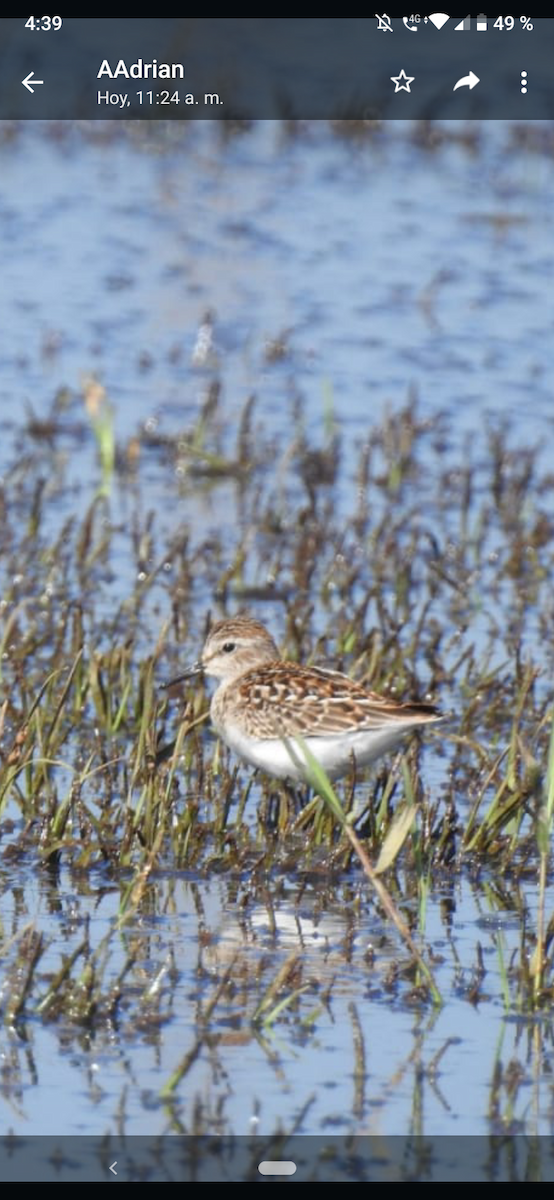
(453, 71, 480, 91)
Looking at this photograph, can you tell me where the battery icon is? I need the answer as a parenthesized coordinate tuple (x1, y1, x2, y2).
(476, 13, 488, 30)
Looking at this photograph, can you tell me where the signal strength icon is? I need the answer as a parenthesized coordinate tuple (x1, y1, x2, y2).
(455, 16, 471, 30)
(428, 12, 450, 29)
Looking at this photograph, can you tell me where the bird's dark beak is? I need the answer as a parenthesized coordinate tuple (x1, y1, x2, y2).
(161, 660, 203, 689)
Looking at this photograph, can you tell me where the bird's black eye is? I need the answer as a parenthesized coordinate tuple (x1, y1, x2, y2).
(222, 642, 236, 654)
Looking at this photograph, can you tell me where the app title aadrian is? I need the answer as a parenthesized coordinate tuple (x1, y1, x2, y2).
(98, 60, 185, 79)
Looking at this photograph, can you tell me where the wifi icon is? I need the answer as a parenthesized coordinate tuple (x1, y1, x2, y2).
(428, 13, 450, 29)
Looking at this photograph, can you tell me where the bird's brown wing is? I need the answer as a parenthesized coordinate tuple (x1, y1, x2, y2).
(236, 663, 439, 738)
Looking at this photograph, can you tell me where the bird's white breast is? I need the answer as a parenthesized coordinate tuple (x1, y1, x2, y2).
(214, 720, 414, 782)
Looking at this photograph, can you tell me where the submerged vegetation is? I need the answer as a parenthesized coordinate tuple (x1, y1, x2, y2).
(1, 381, 554, 1043)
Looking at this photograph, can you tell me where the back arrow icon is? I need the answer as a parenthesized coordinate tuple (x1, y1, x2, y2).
(453, 71, 480, 91)
(23, 72, 44, 93)
(109, 1163, 117, 1176)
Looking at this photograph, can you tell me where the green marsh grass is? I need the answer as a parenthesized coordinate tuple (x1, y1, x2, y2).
(291, 736, 442, 1005)
(532, 707, 554, 1003)
(1, 380, 554, 1114)
(83, 377, 116, 496)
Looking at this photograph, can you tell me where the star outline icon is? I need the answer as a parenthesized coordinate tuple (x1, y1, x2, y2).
(391, 68, 414, 93)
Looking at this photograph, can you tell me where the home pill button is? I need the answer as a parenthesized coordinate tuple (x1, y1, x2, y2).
(258, 1162, 297, 1176)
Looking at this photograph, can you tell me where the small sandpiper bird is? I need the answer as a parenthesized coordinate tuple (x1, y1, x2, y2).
(165, 617, 441, 784)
